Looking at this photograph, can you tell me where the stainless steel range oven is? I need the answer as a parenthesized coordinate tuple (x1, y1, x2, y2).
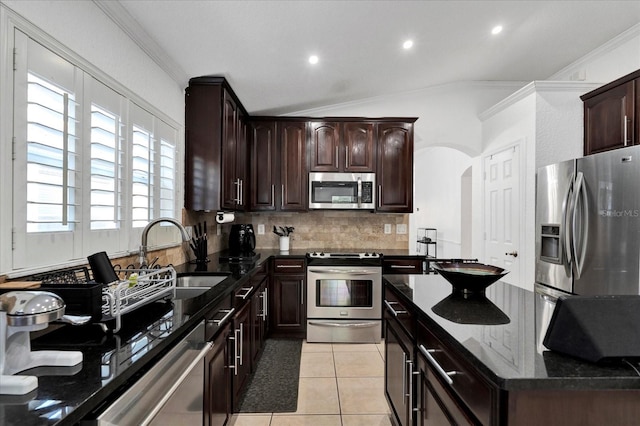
(306, 252, 382, 343)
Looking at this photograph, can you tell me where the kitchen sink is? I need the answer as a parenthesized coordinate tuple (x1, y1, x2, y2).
(172, 275, 230, 299)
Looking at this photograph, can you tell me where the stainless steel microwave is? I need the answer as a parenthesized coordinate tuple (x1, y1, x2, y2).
(308, 172, 375, 210)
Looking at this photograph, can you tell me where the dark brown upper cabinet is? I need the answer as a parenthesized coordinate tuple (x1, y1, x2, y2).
(186, 76, 416, 213)
(249, 119, 308, 212)
(220, 93, 248, 211)
(279, 121, 308, 211)
(343, 121, 376, 172)
(582, 69, 640, 156)
(309, 121, 375, 172)
(377, 121, 415, 213)
(249, 120, 278, 211)
(185, 77, 249, 211)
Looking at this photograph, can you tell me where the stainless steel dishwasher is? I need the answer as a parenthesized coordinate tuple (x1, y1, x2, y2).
(92, 320, 212, 425)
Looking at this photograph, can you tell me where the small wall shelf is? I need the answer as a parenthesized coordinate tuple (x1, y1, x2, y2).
(416, 228, 437, 258)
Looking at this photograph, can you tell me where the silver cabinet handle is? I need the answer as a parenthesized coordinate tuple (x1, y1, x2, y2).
(235, 286, 254, 300)
(390, 264, 416, 269)
(229, 330, 239, 375)
(262, 288, 268, 320)
(402, 352, 406, 397)
(277, 265, 303, 269)
(239, 322, 244, 365)
(300, 283, 304, 305)
(234, 178, 241, 203)
(335, 146, 338, 168)
(281, 185, 284, 208)
(624, 114, 628, 146)
(239, 179, 243, 205)
(345, 149, 348, 169)
(406, 359, 413, 401)
(412, 369, 419, 412)
(378, 184, 381, 207)
(418, 344, 457, 386)
(384, 300, 407, 316)
(271, 185, 275, 208)
(208, 308, 235, 327)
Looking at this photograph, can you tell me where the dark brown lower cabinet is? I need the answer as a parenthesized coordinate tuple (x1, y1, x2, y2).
(205, 321, 232, 426)
(416, 345, 476, 426)
(270, 258, 306, 338)
(385, 316, 414, 426)
(270, 274, 305, 337)
(251, 277, 268, 367)
(232, 301, 252, 410)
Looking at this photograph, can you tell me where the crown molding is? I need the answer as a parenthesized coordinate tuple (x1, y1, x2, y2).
(478, 81, 602, 121)
(93, 0, 188, 86)
(549, 23, 640, 80)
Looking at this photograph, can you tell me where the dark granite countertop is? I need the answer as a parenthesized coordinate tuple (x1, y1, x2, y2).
(0, 249, 283, 426)
(384, 274, 640, 392)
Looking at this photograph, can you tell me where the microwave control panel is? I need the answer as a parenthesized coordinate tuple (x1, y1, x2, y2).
(362, 182, 373, 203)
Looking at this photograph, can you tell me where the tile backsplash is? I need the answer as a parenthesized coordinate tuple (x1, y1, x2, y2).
(0, 210, 408, 282)
(203, 211, 409, 251)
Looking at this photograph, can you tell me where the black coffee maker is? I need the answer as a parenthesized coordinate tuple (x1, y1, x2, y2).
(228, 224, 256, 257)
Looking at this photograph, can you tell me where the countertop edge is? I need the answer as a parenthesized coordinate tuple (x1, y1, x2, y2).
(383, 275, 640, 392)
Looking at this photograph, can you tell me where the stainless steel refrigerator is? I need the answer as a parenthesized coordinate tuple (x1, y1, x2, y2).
(536, 145, 640, 296)
(535, 145, 640, 351)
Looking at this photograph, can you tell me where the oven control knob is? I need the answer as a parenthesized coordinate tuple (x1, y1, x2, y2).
(320, 252, 325, 257)
(364, 252, 370, 257)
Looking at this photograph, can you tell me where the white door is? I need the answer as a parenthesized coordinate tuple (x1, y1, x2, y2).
(484, 144, 521, 286)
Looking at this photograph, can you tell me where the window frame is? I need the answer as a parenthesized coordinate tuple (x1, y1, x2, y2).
(0, 9, 184, 278)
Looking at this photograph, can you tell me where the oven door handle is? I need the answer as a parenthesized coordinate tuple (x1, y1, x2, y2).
(308, 321, 379, 328)
(308, 268, 379, 275)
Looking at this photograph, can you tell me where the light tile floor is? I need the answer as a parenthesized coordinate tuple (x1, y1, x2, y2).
(230, 340, 393, 426)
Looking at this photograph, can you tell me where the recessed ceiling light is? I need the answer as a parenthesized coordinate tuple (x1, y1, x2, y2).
(309, 55, 319, 65)
(491, 25, 503, 35)
(403, 40, 413, 50)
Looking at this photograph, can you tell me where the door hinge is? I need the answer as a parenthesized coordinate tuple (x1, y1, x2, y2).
(12, 137, 16, 160)
(13, 48, 17, 71)
(11, 228, 16, 251)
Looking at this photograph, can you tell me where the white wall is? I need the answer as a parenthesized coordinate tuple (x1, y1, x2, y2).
(413, 147, 472, 258)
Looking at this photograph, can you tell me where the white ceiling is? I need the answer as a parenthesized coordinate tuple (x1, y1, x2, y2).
(103, 0, 640, 115)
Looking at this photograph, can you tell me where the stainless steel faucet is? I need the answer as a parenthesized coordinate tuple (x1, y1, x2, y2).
(139, 217, 191, 267)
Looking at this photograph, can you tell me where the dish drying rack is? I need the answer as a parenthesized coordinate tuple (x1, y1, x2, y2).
(104, 267, 176, 333)
(28, 265, 176, 333)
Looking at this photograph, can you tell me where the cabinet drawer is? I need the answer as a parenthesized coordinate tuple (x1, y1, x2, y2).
(233, 281, 257, 308)
(273, 258, 305, 273)
(417, 321, 492, 425)
(384, 286, 414, 339)
(418, 354, 476, 426)
(383, 257, 424, 274)
(204, 295, 234, 341)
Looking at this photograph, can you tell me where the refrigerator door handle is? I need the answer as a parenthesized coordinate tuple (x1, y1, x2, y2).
(563, 179, 574, 270)
(571, 172, 588, 279)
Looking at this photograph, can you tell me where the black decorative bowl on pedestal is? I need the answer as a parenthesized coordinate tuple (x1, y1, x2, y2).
(432, 261, 509, 294)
